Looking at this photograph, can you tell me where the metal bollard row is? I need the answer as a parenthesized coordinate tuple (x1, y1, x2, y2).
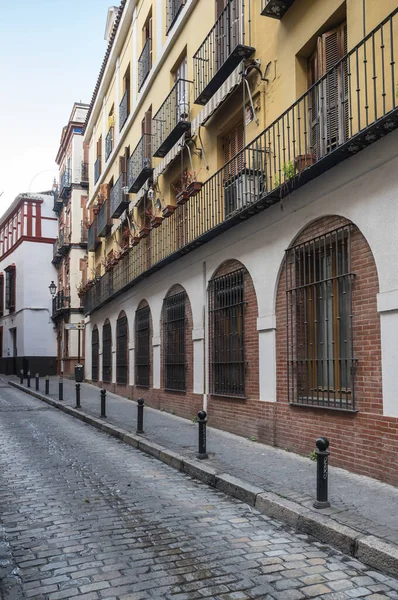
(136, 398, 144, 434)
(313, 436, 330, 509)
(197, 410, 208, 460)
(100, 389, 106, 418)
(75, 383, 81, 409)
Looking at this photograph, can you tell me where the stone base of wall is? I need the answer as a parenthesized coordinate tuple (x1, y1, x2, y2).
(0, 356, 57, 377)
(61, 358, 86, 379)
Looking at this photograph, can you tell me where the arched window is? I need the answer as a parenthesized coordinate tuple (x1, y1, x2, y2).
(102, 320, 112, 383)
(116, 312, 128, 385)
(163, 291, 186, 391)
(91, 326, 99, 381)
(135, 304, 150, 387)
(209, 268, 245, 397)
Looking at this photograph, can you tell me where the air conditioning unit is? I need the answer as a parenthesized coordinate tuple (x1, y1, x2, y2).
(223, 170, 263, 217)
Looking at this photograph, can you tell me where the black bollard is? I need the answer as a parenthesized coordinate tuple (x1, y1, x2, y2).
(196, 410, 208, 460)
(45, 376, 49, 395)
(100, 389, 106, 418)
(27, 371, 31, 388)
(35, 373, 39, 392)
(20, 370, 23, 385)
(59, 374, 63, 402)
(136, 398, 144, 434)
(75, 383, 81, 409)
(313, 437, 331, 509)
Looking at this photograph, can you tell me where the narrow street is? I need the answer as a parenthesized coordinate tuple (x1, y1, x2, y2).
(0, 386, 397, 600)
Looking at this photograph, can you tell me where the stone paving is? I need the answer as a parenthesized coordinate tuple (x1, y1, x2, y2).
(11, 375, 398, 548)
(0, 384, 398, 599)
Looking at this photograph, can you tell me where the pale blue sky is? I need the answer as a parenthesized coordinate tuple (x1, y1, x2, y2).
(0, 0, 115, 215)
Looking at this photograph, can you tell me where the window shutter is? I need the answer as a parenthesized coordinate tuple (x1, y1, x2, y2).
(224, 122, 244, 177)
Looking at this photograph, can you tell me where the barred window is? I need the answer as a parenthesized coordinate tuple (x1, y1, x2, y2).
(135, 305, 150, 387)
(5, 266, 16, 312)
(286, 225, 355, 410)
(91, 327, 99, 382)
(163, 291, 186, 391)
(0, 274, 3, 317)
(209, 268, 245, 397)
(116, 313, 128, 385)
(102, 321, 112, 383)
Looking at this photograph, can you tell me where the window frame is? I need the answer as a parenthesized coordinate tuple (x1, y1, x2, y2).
(102, 321, 112, 383)
(116, 313, 128, 385)
(5, 265, 16, 312)
(163, 291, 186, 391)
(135, 305, 150, 387)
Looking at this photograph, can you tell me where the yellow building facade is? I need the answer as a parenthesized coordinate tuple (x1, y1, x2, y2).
(82, 0, 398, 483)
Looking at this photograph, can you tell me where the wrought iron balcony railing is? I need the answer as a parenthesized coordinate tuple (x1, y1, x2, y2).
(105, 127, 114, 161)
(110, 173, 130, 218)
(193, 0, 254, 106)
(53, 187, 62, 213)
(166, 0, 186, 34)
(119, 89, 129, 131)
(138, 38, 152, 91)
(84, 8, 398, 315)
(94, 156, 101, 184)
(59, 168, 71, 199)
(98, 200, 112, 238)
(152, 78, 191, 158)
(88, 220, 100, 252)
(52, 291, 70, 318)
(52, 227, 71, 263)
(80, 220, 88, 244)
(81, 161, 89, 184)
(260, 0, 296, 19)
(127, 134, 153, 193)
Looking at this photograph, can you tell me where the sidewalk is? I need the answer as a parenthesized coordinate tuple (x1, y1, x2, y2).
(6, 374, 398, 577)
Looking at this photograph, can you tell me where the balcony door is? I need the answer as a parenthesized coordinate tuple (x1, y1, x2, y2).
(308, 22, 348, 158)
(174, 56, 188, 121)
(215, 0, 240, 71)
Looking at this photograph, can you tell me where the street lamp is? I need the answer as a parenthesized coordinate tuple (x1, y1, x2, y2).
(49, 281, 57, 297)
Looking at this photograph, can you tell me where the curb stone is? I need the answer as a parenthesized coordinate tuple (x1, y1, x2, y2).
(7, 380, 398, 577)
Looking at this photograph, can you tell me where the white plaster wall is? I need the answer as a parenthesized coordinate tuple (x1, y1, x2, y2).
(70, 188, 84, 245)
(71, 136, 84, 184)
(86, 129, 398, 414)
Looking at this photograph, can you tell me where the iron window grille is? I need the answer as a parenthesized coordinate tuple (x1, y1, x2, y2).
(102, 322, 112, 383)
(92, 327, 99, 381)
(209, 268, 245, 397)
(0, 275, 3, 317)
(166, 0, 186, 34)
(135, 305, 150, 387)
(5, 266, 15, 312)
(285, 224, 356, 410)
(116, 314, 128, 385)
(163, 291, 186, 391)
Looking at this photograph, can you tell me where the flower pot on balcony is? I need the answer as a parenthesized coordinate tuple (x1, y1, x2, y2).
(176, 190, 190, 206)
(187, 181, 202, 197)
(93, 206, 100, 215)
(162, 204, 176, 218)
(150, 216, 163, 229)
(294, 153, 316, 172)
(139, 227, 150, 239)
(132, 236, 141, 247)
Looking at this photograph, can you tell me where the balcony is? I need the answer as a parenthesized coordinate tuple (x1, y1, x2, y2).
(166, 0, 186, 34)
(127, 134, 153, 193)
(97, 200, 112, 238)
(84, 8, 398, 315)
(52, 291, 70, 319)
(80, 220, 88, 245)
(260, 0, 296, 19)
(193, 0, 254, 106)
(88, 220, 101, 252)
(119, 89, 129, 131)
(138, 38, 152, 91)
(153, 79, 191, 158)
(94, 156, 101, 184)
(81, 162, 89, 186)
(110, 173, 130, 218)
(59, 168, 71, 200)
(52, 227, 71, 264)
(105, 127, 114, 161)
(53, 187, 62, 213)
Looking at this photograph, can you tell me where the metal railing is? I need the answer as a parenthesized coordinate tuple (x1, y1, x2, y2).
(59, 167, 71, 198)
(105, 127, 114, 161)
(119, 89, 129, 131)
(52, 291, 70, 317)
(81, 161, 89, 183)
(98, 200, 111, 238)
(88, 221, 98, 252)
(84, 9, 398, 315)
(138, 38, 152, 91)
(193, 0, 253, 105)
(110, 172, 130, 219)
(127, 134, 153, 193)
(94, 156, 101, 184)
(152, 78, 192, 157)
(166, 0, 186, 34)
(81, 220, 88, 244)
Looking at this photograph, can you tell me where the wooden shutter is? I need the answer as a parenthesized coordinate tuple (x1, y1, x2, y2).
(216, 0, 227, 18)
(224, 122, 244, 178)
(97, 136, 102, 158)
(142, 108, 152, 135)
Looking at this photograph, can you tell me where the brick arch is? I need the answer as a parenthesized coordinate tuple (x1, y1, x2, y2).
(160, 283, 193, 396)
(274, 214, 383, 476)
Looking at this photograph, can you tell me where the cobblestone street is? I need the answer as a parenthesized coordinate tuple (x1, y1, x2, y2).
(0, 386, 398, 600)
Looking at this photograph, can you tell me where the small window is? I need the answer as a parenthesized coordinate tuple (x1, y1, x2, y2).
(135, 305, 150, 387)
(209, 268, 245, 397)
(163, 291, 186, 391)
(5, 265, 16, 312)
(285, 224, 355, 410)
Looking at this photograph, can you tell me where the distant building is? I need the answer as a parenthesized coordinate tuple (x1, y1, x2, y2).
(0, 192, 57, 376)
(52, 102, 89, 376)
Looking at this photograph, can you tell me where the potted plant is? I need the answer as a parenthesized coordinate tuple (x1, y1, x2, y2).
(162, 204, 176, 218)
(294, 153, 316, 172)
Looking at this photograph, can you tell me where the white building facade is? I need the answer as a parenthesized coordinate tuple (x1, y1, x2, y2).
(0, 193, 57, 376)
